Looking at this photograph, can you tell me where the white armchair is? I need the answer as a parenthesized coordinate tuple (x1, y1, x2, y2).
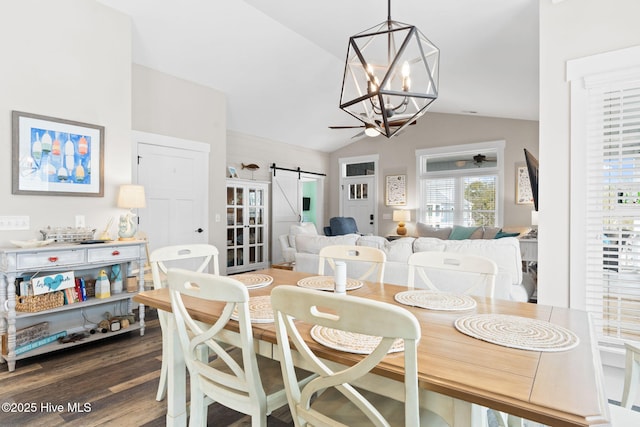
(278, 222, 318, 263)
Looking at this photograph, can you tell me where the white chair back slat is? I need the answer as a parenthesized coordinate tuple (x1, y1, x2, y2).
(318, 245, 386, 283)
(610, 342, 640, 424)
(407, 251, 497, 297)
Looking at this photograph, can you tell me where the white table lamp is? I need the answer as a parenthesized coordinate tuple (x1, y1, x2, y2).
(393, 210, 411, 236)
(117, 184, 146, 240)
(531, 210, 539, 228)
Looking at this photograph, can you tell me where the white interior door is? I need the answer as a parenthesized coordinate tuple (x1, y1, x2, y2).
(135, 134, 209, 270)
(341, 176, 376, 235)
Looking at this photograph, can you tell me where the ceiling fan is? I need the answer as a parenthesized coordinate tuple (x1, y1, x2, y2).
(329, 119, 417, 138)
(472, 153, 497, 165)
(452, 153, 498, 168)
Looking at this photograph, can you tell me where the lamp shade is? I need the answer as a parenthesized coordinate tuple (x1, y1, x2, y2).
(393, 210, 411, 222)
(117, 185, 146, 209)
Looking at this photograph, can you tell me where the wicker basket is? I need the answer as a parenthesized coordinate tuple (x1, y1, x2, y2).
(16, 291, 64, 313)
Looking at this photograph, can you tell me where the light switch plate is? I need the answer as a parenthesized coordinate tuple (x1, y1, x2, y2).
(0, 216, 30, 230)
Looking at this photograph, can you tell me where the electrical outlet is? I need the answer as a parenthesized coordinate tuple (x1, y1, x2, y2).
(0, 216, 30, 230)
(75, 215, 86, 228)
(215, 214, 221, 222)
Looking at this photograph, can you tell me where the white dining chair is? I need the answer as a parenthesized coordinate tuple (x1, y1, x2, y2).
(318, 244, 386, 283)
(408, 251, 510, 426)
(149, 244, 220, 401)
(407, 251, 498, 297)
(167, 268, 312, 427)
(609, 342, 640, 424)
(271, 285, 450, 426)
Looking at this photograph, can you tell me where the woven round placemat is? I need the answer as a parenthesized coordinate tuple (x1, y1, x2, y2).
(297, 276, 363, 292)
(232, 273, 273, 289)
(394, 290, 477, 311)
(231, 296, 273, 323)
(310, 325, 404, 355)
(454, 314, 580, 352)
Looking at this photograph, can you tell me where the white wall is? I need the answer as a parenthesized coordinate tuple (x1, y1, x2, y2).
(329, 112, 539, 236)
(226, 131, 330, 184)
(132, 64, 227, 268)
(538, 0, 640, 307)
(226, 130, 331, 258)
(0, 0, 131, 246)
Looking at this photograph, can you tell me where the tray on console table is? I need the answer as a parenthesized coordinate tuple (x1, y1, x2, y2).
(0, 240, 147, 372)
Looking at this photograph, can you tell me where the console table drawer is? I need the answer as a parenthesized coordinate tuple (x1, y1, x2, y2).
(16, 249, 86, 270)
(88, 245, 140, 263)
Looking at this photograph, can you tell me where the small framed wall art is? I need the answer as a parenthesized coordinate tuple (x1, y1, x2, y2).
(12, 111, 104, 197)
(516, 163, 534, 205)
(385, 174, 407, 206)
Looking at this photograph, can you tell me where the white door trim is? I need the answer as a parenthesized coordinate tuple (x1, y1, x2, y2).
(131, 131, 210, 182)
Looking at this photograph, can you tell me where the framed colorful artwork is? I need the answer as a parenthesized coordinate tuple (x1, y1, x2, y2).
(12, 111, 104, 196)
(385, 174, 407, 206)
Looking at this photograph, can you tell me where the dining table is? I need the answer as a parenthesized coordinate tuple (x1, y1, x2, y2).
(133, 268, 610, 427)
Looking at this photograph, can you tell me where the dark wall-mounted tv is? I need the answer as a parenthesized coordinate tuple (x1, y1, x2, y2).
(303, 197, 311, 211)
(524, 148, 539, 211)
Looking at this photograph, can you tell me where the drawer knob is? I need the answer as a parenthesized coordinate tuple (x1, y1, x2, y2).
(112, 250, 120, 256)
(48, 257, 58, 263)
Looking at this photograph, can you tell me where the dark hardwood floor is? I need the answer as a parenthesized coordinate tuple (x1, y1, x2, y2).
(0, 308, 294, 426)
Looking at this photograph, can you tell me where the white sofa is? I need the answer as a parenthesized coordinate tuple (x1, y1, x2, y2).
(278, 222, 320, 263)
(293, 234, 532, 302)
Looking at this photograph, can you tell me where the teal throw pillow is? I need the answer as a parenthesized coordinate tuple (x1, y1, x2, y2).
(448, 225, 480, 240)
(495, 230, 520, 239)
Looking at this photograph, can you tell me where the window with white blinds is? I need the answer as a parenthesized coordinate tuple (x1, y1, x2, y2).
(420, 175, 498, 227)
(585, 78, 640, 344)
(416, 141, 504, 228)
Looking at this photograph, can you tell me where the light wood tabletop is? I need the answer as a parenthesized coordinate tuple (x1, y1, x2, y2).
(135, 268, 610, 427)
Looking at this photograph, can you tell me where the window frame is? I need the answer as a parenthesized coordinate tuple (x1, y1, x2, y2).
(567, 45, 640, 353)
(415, 141, 505, 227)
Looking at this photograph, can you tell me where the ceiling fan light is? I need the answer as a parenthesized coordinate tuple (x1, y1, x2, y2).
(365, 126, 379, 137)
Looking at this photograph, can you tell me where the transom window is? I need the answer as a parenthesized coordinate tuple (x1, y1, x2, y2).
(416, 141, 505, 227)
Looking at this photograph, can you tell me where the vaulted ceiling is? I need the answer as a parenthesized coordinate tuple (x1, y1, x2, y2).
(98, 0, 539, 152)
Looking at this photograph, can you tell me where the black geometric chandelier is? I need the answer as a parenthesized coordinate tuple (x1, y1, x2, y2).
(339, 0, 440, 138)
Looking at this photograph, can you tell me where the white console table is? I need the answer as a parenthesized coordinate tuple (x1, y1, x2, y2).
(519, 238, 538, 302)
(0, 240, 146, 372)
(519, 238, 538, 264)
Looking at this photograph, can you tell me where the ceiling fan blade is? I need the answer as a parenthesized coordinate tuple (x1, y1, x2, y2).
(351, 131, 365, 139)
(329, 125, 364, 129)
(388, 120, 417, 127)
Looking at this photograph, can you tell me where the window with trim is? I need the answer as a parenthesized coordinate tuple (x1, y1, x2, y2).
(416, 142, 505, 227)
(584, 75, 640, 344)
(568, 45, 640, 350)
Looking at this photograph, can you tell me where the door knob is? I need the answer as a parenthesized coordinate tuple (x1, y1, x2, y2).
(196, 228, 204, 233)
